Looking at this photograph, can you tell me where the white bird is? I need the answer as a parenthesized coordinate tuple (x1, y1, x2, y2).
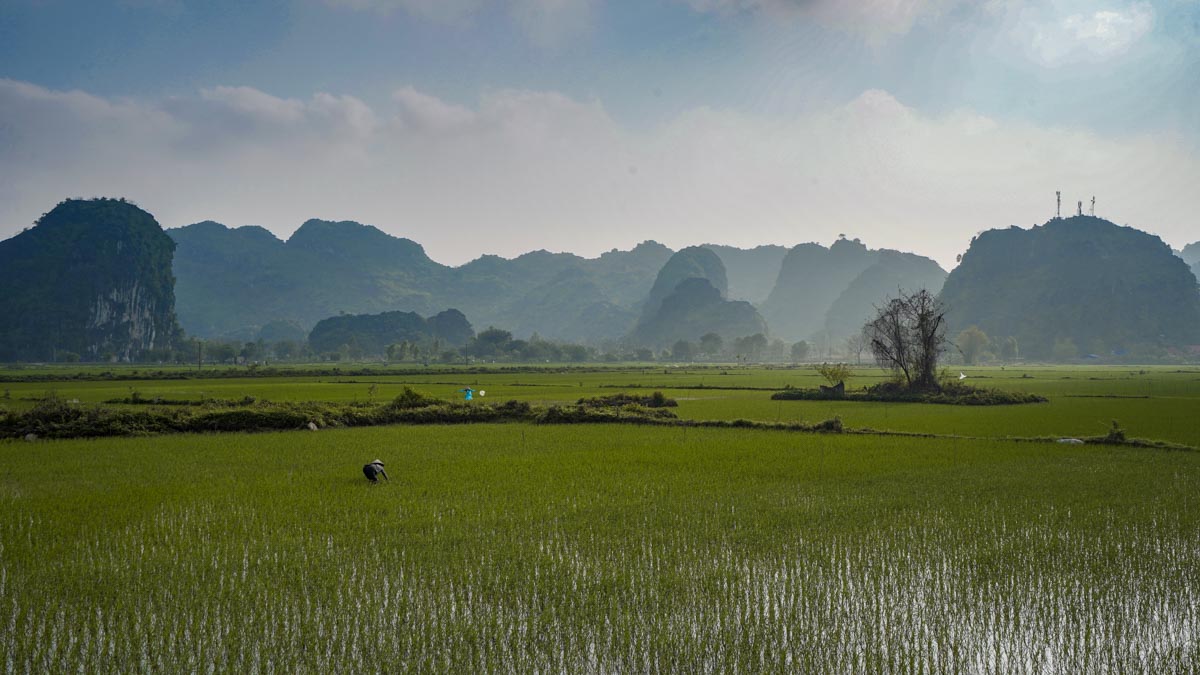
(958, 372, 967, 380)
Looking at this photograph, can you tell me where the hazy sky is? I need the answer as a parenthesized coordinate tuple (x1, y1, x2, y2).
(1, 0, 1197, 267)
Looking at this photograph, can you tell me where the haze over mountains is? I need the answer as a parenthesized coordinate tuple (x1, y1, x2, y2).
(2, 197, 1199, 362)
(1181, 242, 1200, 281)
(168, 219, 951, 349)
(761, 239, 948, 343)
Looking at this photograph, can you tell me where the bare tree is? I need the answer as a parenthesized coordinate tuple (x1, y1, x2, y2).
(844, 334, 866, 364)
(863, 288, 947, 390)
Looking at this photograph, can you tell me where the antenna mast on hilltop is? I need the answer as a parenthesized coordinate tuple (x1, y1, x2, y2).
(1090, 196, 1095, 216)
(1056, 191, 1061, 218)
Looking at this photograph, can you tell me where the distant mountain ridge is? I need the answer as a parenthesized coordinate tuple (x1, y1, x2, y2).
(172, 221, 803, 343)
(760, 238, 947, 342)
(6, 198, 1199, 360)
(169, 220, 954, 347)
(170, 219, 443, 338)
(700, 244, 788, 304)
(1180, 241, 1200, 282)
(170, 221, 680, 342)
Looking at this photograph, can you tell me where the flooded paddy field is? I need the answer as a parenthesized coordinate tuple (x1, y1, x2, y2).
(3, 423, 1198, 671)
(4, 363, 1199, 446)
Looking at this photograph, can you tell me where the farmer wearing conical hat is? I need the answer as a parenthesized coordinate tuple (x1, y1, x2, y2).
(363, 459, 389, 483)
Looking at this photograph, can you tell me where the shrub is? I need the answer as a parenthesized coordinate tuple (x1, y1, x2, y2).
(814, 417, 843, 432)
(577, 392, 678, 408)
(387, 387, 443, 410)
(814, 363, 852, 386)
(188, 408, 312, 433)
(772, 382, 1046, 406)
(1104, 420, 1126, 443)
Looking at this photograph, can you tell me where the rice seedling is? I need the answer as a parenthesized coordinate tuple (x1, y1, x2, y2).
(2, 423, 1198, 671)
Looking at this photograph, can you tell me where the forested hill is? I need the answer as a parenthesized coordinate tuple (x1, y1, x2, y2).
(940, 216, 1200, 358)
(169, 221, 678, 341)
(0, 198, 181, 362)
(6, 199, 1195, 357)
(308, 309, 474, 356)
(170, 219, 447, 338)
(169, 220, 950, 347)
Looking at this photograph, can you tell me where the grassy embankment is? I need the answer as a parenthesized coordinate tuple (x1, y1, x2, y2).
(2, 364, 1197, 446)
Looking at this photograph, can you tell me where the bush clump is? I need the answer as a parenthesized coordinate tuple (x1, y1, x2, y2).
(538, 404, 678, 425)
(386, 387, 444, 410)
(576, 391, 678, 408)
(772, 381, 1046, 406)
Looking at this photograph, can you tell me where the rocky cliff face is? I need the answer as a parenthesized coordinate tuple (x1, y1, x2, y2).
(87, 279, 168, 361)
(0, 198, 181, 361)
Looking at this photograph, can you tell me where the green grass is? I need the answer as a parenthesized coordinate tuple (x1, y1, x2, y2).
(2, 425, 1198, 670)
(2, 363, 1199, 669)
(6, 364, 1196, 445)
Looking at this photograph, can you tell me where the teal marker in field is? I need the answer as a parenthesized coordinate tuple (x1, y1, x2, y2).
(459, 387, 474, 401)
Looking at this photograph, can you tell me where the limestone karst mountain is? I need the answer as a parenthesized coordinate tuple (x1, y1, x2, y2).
(1180, 241, 1200, 283)
(639, 246, 729, 322)
(940, 216, 1200, 358)
(823, 250, 948, 341)
(0, 198, 181, 362)
(701, 244, 788, 305)
(169, 220, 672, 343)
(629, 277, 768, 349)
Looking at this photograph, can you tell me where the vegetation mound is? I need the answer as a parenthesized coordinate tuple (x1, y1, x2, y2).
(772, 381, 1047, 405)
(1, 388, 859, 440)
(576, 392, 678, 408)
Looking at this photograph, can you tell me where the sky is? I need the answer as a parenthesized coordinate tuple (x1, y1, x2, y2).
(1, 0, 1197, 268)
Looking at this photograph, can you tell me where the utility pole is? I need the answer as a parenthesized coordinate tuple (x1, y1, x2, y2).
(1090, 196, 1095, 216)
(1056, 191, 1061, 218)
(1077, 200, 1082, 216)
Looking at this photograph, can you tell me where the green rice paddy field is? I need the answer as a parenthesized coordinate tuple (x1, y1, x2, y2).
(2, 364, 1199, 670)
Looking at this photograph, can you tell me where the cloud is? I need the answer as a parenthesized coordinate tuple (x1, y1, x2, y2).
(1, 78, 1197, 269)
(392, 87, 476, 132)
(1016, 1, 1155, 66)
